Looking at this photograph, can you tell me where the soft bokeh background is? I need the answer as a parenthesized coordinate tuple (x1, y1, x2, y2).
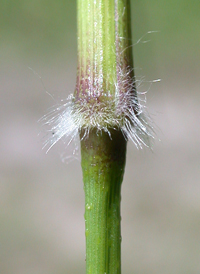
(1, 1, 200, 273)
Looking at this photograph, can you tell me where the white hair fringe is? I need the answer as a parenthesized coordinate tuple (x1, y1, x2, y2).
(40, 66, 158, 160)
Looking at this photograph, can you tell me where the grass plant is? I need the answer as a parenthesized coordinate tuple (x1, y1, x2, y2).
(44, 1, 153, 273)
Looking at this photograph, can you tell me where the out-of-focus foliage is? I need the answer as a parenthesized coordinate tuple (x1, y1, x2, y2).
(1, 1, 200, 274)
(1, 0, 200, 71)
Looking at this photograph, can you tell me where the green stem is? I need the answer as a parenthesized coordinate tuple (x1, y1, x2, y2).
(80, 129, 127, 274)
(76, 0, 134, 273)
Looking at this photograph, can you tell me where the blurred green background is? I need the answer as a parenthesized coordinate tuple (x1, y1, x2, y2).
(1, 1, 200, 273)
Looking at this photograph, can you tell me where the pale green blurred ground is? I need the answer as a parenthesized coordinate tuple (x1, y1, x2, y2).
(1, 1, 200, 273)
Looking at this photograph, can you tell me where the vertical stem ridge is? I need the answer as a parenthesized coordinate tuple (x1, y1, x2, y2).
(76, 0, 136, 103)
